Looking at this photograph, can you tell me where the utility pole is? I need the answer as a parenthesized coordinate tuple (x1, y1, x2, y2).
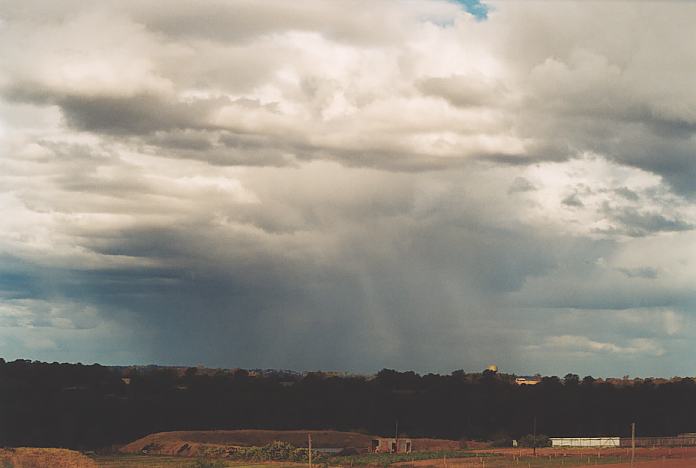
(533, 416, 537, 457)
(395, 420, 399, 453)
(308, 433, 313, 468)
(630, 423, 635, 468)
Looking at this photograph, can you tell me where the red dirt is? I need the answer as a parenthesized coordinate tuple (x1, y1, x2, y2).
(598, 460, 696, 467)
(396, 457, 696, 468)
(467, 447, 696, 467)
(474, 446, 696, 457)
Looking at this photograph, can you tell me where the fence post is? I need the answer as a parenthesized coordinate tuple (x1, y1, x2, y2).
(630, 422, 635, 468)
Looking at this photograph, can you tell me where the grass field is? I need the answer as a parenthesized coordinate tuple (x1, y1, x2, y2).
(91, 451, 630, 467)
(327, 450, 490, 466)
(10, 445, 694, 467)
(398, 454, 628, 467)
(93, 454, 305, 468)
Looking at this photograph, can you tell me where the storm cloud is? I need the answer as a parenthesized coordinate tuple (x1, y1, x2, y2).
(1, 0, 696, 377)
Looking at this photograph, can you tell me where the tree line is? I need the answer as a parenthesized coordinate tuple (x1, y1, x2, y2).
(1, 359, 695, 450)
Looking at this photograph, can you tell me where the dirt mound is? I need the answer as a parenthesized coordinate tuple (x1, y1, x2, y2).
(120, 429, 374, 456)
(411, 438, 461, 451)
(121, 430, 463, 457)
(0, 448, 97, 468)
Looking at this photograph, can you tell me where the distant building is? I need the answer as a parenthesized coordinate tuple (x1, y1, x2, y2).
(552, 435, 696, 448)
(371, 438, 412, 453)
(551, 437, 620, 448)
(515, 376, 541, 385)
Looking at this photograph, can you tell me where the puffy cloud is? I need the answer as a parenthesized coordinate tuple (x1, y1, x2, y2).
(0, 0, 695, 375)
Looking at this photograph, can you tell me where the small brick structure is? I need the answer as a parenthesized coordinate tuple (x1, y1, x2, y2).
(371, 438, 412, 453)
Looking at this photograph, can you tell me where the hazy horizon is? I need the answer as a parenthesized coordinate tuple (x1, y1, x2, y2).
(1, 0, 696, 378)
(5, 356, 696, 381)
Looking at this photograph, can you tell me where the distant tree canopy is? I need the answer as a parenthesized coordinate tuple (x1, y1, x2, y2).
(1, 359, 696, 449)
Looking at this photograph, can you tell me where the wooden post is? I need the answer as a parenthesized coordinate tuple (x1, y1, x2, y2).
(632, 424, 637, 458)
(308, 433, 313, 468)
(395, 420, 399, 453)
(533, 416, 537, 457)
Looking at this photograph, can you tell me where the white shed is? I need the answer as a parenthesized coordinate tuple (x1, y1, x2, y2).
(550, 437, 620, 448)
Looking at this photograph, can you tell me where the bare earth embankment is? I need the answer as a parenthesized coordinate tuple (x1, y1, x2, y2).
(120, 429, 373, 457)
(0, 448, 97, 468)
(120, 429, 461, 457)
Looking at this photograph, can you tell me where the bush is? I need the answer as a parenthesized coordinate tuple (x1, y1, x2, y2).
(193, 459, 225, 468)
(490, 437, 513, 447)
(489, 432, 513, 447)
(518, 434, 551, 448)
(198, 441, 325, 463)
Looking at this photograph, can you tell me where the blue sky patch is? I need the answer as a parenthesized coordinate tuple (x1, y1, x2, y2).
(452, 0, 489, 20)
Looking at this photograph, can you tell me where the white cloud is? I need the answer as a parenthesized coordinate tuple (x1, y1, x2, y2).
(514, 153, 694, 238)
(0, 0, 695, 374)
(532, 335, 665, 357)
(0, 298, 101, 330)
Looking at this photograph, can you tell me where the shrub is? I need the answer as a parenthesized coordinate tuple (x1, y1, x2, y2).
(489, 432, 513, 447)
(490, 437, 513, 447)
(199, 441, 325, 463)
(193, 459, 225, 468)
(518, 434, 551, 448)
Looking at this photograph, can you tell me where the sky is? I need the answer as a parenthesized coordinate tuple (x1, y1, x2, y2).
(1, 0, 696, 377)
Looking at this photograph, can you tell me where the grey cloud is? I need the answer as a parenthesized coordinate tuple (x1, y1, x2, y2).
(618, 267, 659, 280)
(129, 1, 410, 45)
(59, 94, 220, 135)
(417, 74, 506, 108)
(609, 207, 693, 237)
(530, 116, 696, 196)
(4, 89, 227, 136)
(562, 192, 584, 208)
(2, 0, 696, 376)
(614, 187, 640, 202)
(144, 131, 299, 167)
(508, 176, 536, 194)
